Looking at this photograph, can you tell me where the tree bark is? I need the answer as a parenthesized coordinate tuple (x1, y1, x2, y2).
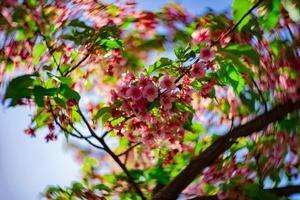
(189, 185, 300, 200)
(154, 99, 300, 200)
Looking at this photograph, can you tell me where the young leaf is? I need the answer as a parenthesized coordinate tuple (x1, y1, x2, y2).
(59, 84, 81, 101)
(232, 0, 252, 30)
(33, 43, 46, 65)
(4, 73, 38, 106)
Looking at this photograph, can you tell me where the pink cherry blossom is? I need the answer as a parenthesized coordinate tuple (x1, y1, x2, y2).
(200, 80, 215, 98)
(200, 47, 215, 61)
(160, 92, 175, 110)
(117, 85, 129, 99)
(160, 75, 176, 91)
(221, 35, 231, 47)
(142, 83, 158, 102)
(138, 74, 152, 88)
(126, 86, 142, 100)
(190, 62, 206, 79)
(191, 28, 210, 43)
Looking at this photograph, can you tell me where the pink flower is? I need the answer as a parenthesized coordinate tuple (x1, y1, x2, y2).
(143, 83, 158, 102)
(191, 28, 210, 43)
(124, 71, 136, 83)
(221, 35, 231, 47)
(133, 98, 147, 114)
(190, 62, 205, 79)
(117, 86, 129, 99)
(138, 74, 152, 88)
(200, 80, 215, 98)
(45, 133, 57, 143)
(110, 90, 118, 102)
(160, 75, 176, 91)
(126, 86, 142, 100)
(160, 92, 175, 110)
(24, 128, 36, 138)
(200, 47, 215, 61)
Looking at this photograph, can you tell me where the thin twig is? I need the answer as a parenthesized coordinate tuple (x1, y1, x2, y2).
(117, 142, 142, 157)
(251, 78, 268, 112)
(211, 0, 263, 47)
(48, 101, 103, 149)
(63, 32, 99, 76)
(174, 0, 264, 86)
(42, 34, 62, 75)
(63, 53, 90, 76)
(77, 107, 146, 200)
(229, 117, 235, 132)
(101, 131, 109, 139)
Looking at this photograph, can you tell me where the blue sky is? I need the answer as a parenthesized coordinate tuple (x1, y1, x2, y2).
(0, 1, 233, 199)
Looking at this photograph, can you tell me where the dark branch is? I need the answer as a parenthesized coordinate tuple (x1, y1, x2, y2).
(48, 101, 103, 149)
(63, 33, 99, 76)
(117, 142, 141, 157)
(63, 53, 90, 76)
(189, 185, 300, 200)
(175, 0, 263, 85)
(101, 131, 109, 139)
(251, 78, 268, 112)
(211, 0, 263, 47)
(154, 98, 300, 200)
(76, 107, 146, 200)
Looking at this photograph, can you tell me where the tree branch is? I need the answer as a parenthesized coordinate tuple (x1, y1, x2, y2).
(189, 185, 300, 200)
(76, 107, 146, 200)
(117, 142, 141, 157)
(175, 0, 263, 86)
(154, 98, 300, 200)
(48, 101, 104, 149)
(63, 33, 99, 77)
(251, 77, 268, 112)
(63, 53, 90, 76)
(211, 0, 263, 47)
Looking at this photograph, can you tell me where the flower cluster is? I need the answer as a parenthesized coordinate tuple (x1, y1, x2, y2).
(108, 72, 194, 153)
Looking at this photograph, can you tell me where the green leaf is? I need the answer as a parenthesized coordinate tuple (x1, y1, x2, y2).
(183, 112, 193, 131)
(203, 184, 218, 195)
(147, 57, 173, 75)
(4, 74, 38, 106)
(148, 167, 170, 185)
(219, 50, 254, 76)
(16, 29, 25, 41)
(83, 157, 99, 166)
(68, 19, 91, 28)
(184, 132, 198, 142)
(95, 106, 111, 120)
(103, 174, 117, 184)
(33, 43, 46, 65)
(129, 169, 144, 180)
(232, 0, 252, 30)
(195, 142, 204, 155)
(92, 184, 111, 192)
(100, 38, 123, 51)
(26, 0, 37, 8)
(33, 86, 57, 106)
(102, 112, 111, 126)
(71, 182, 84, 192)
(59, 84, 80, 101)
(260, 0, 281, 30)
(54, 97, 66, 108)
(191, 122, 206, 133)
(217, 61, 245, 94)
(225, 44, 260, 66)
